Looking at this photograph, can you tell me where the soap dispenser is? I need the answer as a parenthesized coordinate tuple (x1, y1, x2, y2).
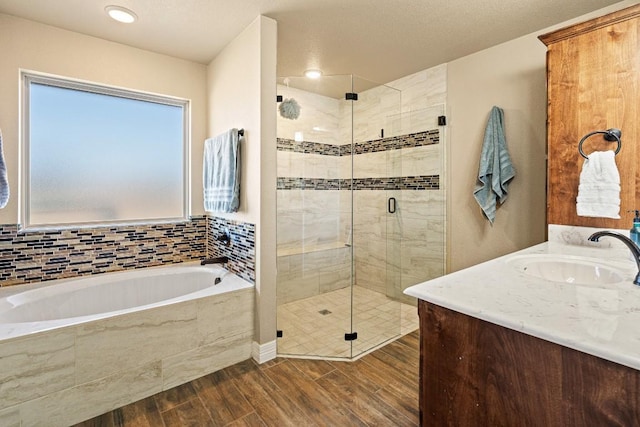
(631, 210, 640, 248)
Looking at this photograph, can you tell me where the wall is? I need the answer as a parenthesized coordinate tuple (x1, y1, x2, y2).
(0, 14, 208, 224)
(0, 14, 212, 286)
(207, 16, 278, 349)
(445, 1, 636, 273)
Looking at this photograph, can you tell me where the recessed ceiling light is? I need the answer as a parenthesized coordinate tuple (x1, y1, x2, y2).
(304, 69, 322, 79)
(105, 5, 137, 23)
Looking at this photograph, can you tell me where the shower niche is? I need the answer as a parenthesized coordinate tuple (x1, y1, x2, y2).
(276, 74, 445, 359)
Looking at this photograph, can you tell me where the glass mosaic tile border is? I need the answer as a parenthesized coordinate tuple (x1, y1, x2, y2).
(0, 217, 207, 286)
(276, 129, 439, 156)
(277, 175, 440, 191)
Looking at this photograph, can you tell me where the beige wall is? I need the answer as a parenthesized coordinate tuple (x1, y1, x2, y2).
(446, 0, 635, 273)
(207, 16, 278, 345)
(0, 14, 208, 224)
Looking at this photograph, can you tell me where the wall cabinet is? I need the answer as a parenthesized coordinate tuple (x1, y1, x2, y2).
(541, 4, 640, 229)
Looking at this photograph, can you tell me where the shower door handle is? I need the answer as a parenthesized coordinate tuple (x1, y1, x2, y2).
(388, 197, 397, 214)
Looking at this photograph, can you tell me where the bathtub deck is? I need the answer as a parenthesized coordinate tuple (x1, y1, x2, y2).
(74, 330, 420, 426)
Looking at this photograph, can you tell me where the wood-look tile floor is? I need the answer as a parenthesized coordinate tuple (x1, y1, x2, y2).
(75, 330, 420, 427)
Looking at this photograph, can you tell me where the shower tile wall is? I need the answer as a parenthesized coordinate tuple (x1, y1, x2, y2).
(277, 86, 348, 304)
(277, 63, 447, 304)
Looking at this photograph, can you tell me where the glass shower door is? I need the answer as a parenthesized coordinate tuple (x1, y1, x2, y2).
(350, 76, 403, 357)
(275, 74, 354, 358)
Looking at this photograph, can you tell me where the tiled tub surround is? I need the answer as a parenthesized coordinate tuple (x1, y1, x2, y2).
(0, 263, 254, 427)
(0, 216, 207, 287)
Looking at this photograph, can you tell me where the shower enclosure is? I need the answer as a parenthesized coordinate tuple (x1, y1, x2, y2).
(276, 74, 445, 359)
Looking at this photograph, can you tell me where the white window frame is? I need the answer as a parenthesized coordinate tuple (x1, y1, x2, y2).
(20, 70, 191, 230)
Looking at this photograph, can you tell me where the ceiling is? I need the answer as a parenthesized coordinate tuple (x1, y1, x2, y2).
(0, 0, 626, 85)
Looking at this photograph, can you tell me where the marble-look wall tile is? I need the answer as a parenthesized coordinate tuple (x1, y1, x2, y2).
(353, 151, 391, 179)
(0, 407, 20, 427)
(276, 152, 340, 179)
(277, 85, 341, 145)
(399, 190, 445, 219)
(277, 246, 351, 304)
(388, 63, 447, 114)
(197, 289, 254, 345)
(162, 334, 252, 391)
(399, 146, 442, 177)
(0, 329, 75, 409)
(277, 190, 343, 249)
(277, 271, 320, 304)
(318, 266, 351, 293)
(75, 302, 198, 383)
(20, 361, 163, 427)
(355, 260, 386, 294)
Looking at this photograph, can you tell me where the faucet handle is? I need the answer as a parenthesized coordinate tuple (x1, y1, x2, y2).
(216, 231, 231, 246)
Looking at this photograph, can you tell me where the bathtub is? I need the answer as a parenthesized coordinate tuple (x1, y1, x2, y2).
(0, 263, 255, 427)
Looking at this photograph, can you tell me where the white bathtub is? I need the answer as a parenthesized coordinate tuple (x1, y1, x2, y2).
(0, 263, 251, 340)
(0, 262, 255, 427)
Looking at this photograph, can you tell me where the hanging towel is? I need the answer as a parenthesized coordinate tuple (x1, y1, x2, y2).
(0, 128, 8, 209)
(473, 106, 516, 224)
(203, 128, 241, 213)
(576, 150, 620, 218)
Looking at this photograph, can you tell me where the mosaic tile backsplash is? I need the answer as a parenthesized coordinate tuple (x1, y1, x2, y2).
(0, 215, 256, 287)
(206, 216, 256, 284)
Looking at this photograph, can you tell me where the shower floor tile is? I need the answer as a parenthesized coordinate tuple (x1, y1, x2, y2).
(277, 286, 418, 359)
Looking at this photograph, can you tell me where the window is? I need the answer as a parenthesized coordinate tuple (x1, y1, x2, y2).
(21, 71, 190, 229)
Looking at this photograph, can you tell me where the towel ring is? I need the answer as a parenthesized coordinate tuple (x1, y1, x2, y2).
(578, 128, 622, 159)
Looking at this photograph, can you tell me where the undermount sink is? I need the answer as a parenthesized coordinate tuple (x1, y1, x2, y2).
(506, 254, 625, 286)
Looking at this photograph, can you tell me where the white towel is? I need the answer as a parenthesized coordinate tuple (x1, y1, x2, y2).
(576, 150, 620, 218)
(203, 129, 241, 213)
(0, 128, 8, 209)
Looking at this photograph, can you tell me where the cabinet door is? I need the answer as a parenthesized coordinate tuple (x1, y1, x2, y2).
(545, 13, 640, 228)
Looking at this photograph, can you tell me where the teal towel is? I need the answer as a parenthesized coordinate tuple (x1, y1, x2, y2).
(473, 106, 515, 224)
(0, 128, 8, 209)
(203, 129, 241, 213)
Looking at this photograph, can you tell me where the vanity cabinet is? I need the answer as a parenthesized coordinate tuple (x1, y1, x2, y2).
(541, 4, 640, 230)
(418, 300, 640, 425)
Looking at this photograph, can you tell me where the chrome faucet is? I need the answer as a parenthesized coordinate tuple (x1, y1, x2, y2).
(588, 231, 640, 285)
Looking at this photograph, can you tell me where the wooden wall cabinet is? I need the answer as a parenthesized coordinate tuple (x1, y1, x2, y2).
(540, 4, 640, 229)
(419, 301, 640, 426)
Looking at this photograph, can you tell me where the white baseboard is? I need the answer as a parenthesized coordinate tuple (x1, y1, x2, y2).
(251, 340, 277, 364)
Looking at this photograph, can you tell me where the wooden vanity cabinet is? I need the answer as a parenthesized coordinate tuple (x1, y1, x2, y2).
(418, 300, 640, 426)
(540, 4, 640, 229)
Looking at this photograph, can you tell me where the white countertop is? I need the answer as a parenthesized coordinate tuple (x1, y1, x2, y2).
(405, 229, 640, 371)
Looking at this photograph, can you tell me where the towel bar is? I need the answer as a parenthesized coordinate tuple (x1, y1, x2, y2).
(238, 129, 244, 136)
(578, 128, 621, 159)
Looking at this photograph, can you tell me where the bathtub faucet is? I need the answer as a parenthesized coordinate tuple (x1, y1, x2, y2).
(201, 256, 229, 266)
